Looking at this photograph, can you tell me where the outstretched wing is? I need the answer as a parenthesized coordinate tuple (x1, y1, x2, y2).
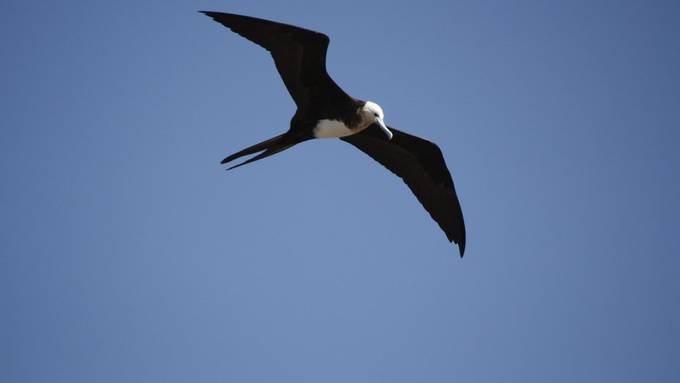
(342, 124, 466, 256)
(200, 11, 351, 113)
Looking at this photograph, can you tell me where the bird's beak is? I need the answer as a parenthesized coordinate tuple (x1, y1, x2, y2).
(376, 118, 393, 140)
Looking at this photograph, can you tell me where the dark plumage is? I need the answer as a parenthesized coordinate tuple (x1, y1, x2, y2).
(342, 126, 466, 255)
(200, 11, 466, 256)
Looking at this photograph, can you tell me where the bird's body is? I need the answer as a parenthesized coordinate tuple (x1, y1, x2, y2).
(314, 119, 357, 138)
(313, 101, 384, 138)
(201, 11, 466, 256)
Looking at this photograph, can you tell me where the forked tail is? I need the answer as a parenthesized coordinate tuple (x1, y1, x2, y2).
(221, 132, 310, 170)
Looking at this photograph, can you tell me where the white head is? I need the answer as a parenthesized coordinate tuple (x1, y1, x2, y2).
(361, 101, 392, 139)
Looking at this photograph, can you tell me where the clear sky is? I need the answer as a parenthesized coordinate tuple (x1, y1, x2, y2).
(2, 1, 679, 382)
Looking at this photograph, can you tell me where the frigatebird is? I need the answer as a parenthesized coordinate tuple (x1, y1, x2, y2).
(201, 11, 466, 256)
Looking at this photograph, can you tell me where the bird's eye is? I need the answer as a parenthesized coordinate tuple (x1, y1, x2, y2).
(374, 113, 379, 117)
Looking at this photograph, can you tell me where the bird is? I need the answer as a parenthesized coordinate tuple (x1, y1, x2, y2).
(200, 11, 467, 256)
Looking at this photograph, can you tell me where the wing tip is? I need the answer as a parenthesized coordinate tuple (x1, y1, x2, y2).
(448, 230, 466, 258)
(457, 239, 466, 258)
(198, 10, 228, 21)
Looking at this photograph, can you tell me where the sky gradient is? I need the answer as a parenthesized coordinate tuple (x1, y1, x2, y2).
(2, 1, 679, 382)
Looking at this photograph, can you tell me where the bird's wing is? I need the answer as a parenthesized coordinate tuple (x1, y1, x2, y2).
(342, 124, 466, 256)
(201, 11, 352, 113)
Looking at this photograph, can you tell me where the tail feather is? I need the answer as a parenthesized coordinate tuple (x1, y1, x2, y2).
(221, 132, 311, 170)
(226, 142, 296, 170)
(221, 134, 284, 164)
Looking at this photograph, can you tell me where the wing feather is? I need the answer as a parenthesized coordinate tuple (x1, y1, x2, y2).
(200, 11, 350, 112)
(342, 125, 466, 256)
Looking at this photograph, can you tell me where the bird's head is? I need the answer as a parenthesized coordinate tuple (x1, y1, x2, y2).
(362, 101, 392, 140)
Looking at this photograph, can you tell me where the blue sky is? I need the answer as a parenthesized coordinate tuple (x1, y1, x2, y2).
(2, 1, 679, 382)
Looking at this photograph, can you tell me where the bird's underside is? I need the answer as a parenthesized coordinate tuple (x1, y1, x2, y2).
(201, 11, 466, 256)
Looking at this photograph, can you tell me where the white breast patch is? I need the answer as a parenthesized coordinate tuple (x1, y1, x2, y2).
(313, 119, 354, 138)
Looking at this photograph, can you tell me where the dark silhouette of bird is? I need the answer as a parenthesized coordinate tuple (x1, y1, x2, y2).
(201, 11, 466, 256)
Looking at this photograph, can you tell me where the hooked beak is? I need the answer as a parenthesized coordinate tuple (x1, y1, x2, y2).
(376, 118, 393, 140)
